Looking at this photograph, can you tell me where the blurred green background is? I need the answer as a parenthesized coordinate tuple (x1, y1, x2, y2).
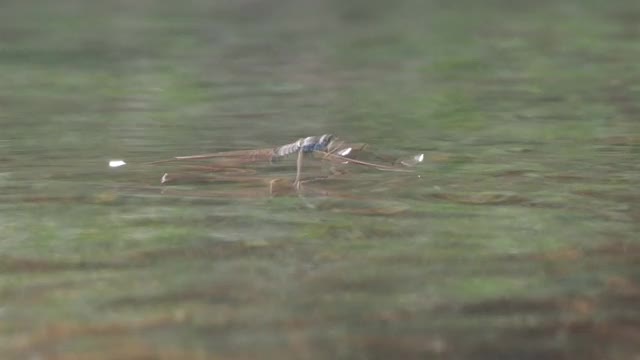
(1, 0, 639, 359)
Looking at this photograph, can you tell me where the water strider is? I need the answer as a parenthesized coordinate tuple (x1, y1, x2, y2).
(147, 134, 424, 188)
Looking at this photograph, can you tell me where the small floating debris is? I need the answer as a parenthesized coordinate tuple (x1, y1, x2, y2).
(334, 147, 352, 164)
(109, 160, 127, 168)
(400, 153, 424, 167)
(338, 147, 352, 156)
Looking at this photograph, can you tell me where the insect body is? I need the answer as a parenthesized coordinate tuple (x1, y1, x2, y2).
(151, 134, 421, 188)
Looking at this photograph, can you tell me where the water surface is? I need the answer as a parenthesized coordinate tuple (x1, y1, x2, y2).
(1, 0, 639, 359)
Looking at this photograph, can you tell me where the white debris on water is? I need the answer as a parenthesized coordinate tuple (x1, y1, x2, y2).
(109, 160, 126, 168)
(400, 154, 424, 167)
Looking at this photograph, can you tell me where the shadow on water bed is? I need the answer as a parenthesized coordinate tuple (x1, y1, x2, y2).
(1, 0, 640, 359)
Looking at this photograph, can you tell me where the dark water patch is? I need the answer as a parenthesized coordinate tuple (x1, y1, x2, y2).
(301, 270, 407, 295)
(14, 194, 91, 205)
(543, 173, 590, 182)
(602, 79, 640, 116)
(587, 241, 640, 263)
(458, 346, 567, 360)
(0, 255, 132, 274)
(606, 276, 640, 296)
(299, 217, 418, 243)
(458, 296, 594, 316)
(0, 279, 82, 303)
(362, 253, 436, 268)
(17, 342, 222, 360)
(0, 45, 158, 69)
(13, 315, 190, 357)
(350, 334, 447, 360)
(491, 169, 540, 178)
(431, 191, 530, 206)
(443, 290, 640, 358)
(125, 241, 295, 265)
(605, 293, 640, 311)
(573, 189, 640, 204)
(318, 203, 409, 216)
(597, 135, 640, 146)
(468, 317, 640, 360)
(518, 240, 640, 269)
(108, 280, 271, 308)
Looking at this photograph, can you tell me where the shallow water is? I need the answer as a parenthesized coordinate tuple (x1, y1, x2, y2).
(1, 0, 639, 359)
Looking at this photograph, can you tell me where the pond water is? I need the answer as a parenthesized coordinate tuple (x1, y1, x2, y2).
(1, 0, 639, 359)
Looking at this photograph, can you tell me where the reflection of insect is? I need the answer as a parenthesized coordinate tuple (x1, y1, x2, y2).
(151, 134, 423, 188)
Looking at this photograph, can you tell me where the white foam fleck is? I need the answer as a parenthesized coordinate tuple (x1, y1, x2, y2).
(109, 160, 126, 168)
